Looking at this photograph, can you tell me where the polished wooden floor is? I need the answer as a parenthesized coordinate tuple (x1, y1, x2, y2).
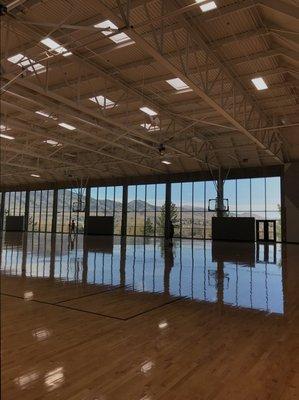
(1, 233, 298, 400)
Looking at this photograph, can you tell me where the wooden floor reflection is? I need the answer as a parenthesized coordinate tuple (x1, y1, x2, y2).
(1, 233, 298, 399)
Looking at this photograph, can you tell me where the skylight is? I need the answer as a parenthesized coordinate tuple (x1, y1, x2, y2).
(35, 110, 57, 120)
(89, 95, 115, 109)
(58, 122, 76, 131)
(166, 78, 190, 91)
(0, 133, 15, 140)
(43, 139, 62, 147)
(31, 174, 40, 178)
(94, 20, 133, 44)
(140, 106, 157, 116)
(161, 160, 171, 165)
(7, 53, 45, 72)
(196, 1, 217, 12)
(251, 77, 268, 91)
(40, 37, 72, 57)
(140, 123, 160, 132)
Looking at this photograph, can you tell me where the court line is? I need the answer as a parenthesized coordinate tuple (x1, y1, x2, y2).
(124, 297, 183, 320)
(0, 292, 126, 321)
(1, 292, 185, 321)
(54, 285, 124, 304)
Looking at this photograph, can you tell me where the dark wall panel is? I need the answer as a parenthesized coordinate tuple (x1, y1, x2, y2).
(212, 217, 255, 242)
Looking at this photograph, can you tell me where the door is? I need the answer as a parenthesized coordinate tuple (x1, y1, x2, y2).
(256, 220, 276, 242)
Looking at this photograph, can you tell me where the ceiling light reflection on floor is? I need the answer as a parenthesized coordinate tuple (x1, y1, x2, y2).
(24, 291, 34, 301)
(32, 328, 51, 341)
(140, 360, 155, 374)
(14, 371, 40, 389)
(44, 367, 64, 391)
(158, 320, 168, 329)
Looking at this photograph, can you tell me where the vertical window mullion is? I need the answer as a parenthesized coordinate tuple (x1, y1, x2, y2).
(104, 187, 107, 215)
(13, 192, 16, 215)
(264, 177, 267, 220)
(32, 191, 36, 232)
(180, 183, 182, 238)
(39, 191, 43, 232)
(144, 185, 147, 237)
(192, 182, 194, 239)
(204, 181, 206, 240)
(154, 185, 157, 237)
(8, 192, 11, 216)
(250, 179, 252, 217)
(45, 190, 49, 232)
(134, 186, 137, 236)
(96, 187, 99, 215)
(19, 192, 22, 215)
(62, 189, 66, 233)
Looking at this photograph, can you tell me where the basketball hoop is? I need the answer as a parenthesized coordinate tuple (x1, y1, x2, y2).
(208, 198, 229, 212)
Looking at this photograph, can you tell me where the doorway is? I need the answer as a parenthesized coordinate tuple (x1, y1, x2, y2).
(256, 220, 277, 242)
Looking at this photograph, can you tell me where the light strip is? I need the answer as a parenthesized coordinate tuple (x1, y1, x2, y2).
(140, 106, 157, 116)
(58, 122, 76, 130)
(0, 133, 15, 140)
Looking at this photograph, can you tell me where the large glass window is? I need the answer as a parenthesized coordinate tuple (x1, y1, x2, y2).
(171, 180, 216, 239)
(57, 188, 85, 233)
(224, 177, 281, 239)
(90, 186, 123, 234)
(127, 184, 166, 236)
(28, 190, 54, 232)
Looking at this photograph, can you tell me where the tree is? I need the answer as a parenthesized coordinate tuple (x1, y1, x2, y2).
(157, 202, 179, 235)
(144, 217, 154, 236)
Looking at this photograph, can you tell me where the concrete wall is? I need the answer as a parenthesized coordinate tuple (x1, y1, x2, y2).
(283, 163, 299, 243)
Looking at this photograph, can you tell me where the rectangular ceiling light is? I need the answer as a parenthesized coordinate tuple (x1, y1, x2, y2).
(58, 122, 76, 130)
(89, 95, 115, 109)
(161, 160, 171, 165)
(43, 139, 62, 146)
(40, 37, 72, 57)
(7, 53, 45, 72)
(251, 77, 268, 90)
(140, 123, 160, 131)
(0, 133, 15, 140)
(0, 124, 11, 131)
(94, 20, 133, 44)
(166, 78, 190, 91)
(197, 1, 217, 12)
(31, 174, 40, 178)
(35, 110, 57, 120)
(140, 106, 157, 116)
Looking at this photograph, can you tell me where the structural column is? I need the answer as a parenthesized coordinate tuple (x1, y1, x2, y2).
(164, 182, 171, 238)
(84, 186, 90, 234)
(0, 192, 5, 231)
(216, 173, 224, 218)
(51, 189, 58, 234)
(121, 185, 128, 237)
(24, 191, 30, 231)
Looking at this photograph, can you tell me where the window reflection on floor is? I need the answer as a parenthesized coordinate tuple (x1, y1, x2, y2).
(1, 233, 284, 314)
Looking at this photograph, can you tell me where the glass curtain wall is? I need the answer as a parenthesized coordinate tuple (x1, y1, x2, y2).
(89, 186, 123, 234)
(28, 190, 54, 232)
(224, 177, 281, 239)
(171, 181, 217, 239)
(126, 184, 166, 236)
(3, 191, 26, 216)
(57, 188, 85, 233)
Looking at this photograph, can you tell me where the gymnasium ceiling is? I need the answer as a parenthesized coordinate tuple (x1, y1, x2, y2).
(0, 0, 298, 189)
